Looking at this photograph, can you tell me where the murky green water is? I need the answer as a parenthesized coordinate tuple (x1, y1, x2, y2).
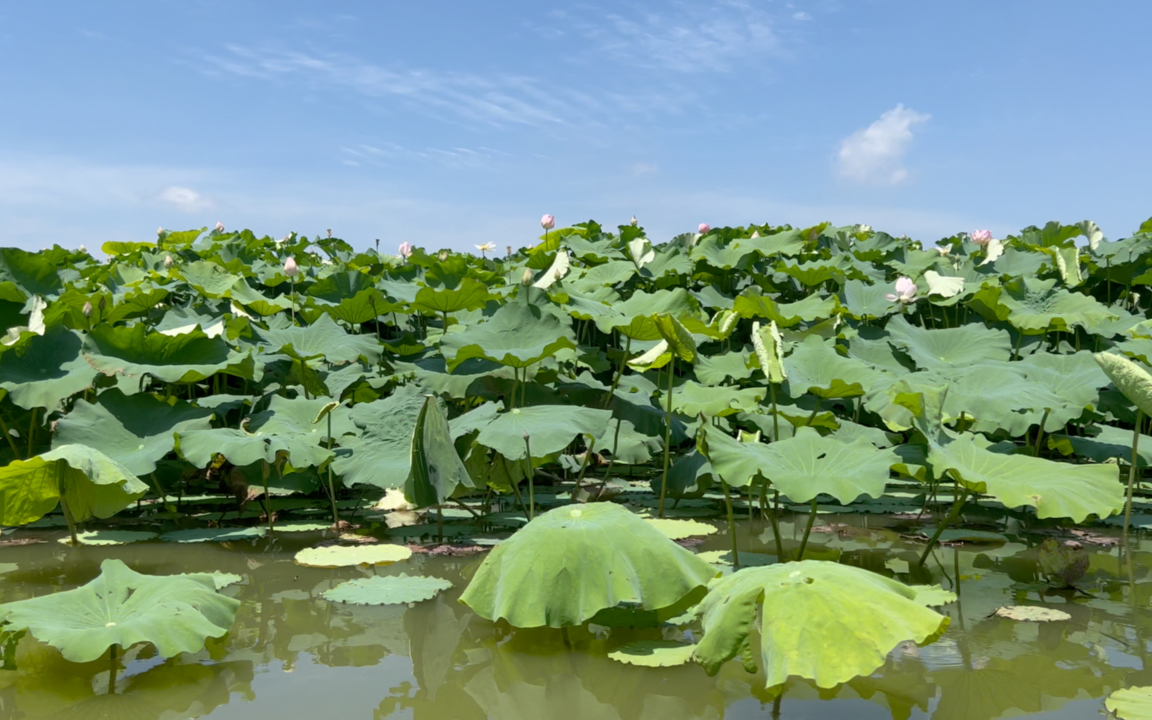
(1, 510, 1148, 719)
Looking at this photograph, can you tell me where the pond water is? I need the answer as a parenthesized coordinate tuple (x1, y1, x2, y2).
(0, 507, 1148, 720)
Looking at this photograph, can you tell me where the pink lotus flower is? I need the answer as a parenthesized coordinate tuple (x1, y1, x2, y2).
(750, 231, 760, 239)
(885, 276, 917, 303)
(215, 221, 224, 232)
(969, 229, 993, 245)
(398, 242, 413, 258)
(284, 257, 299, 278)
(541, 214, 555, 230)
(698, 223, 711, 234)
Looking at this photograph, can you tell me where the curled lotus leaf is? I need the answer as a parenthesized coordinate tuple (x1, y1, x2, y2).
(751, 320, 786, 383)
(0, 558, 240, 663)
(692, 560, 949, 689)
(0, 444, 148, 526)
(459, 503, 718, 628)
(1095, 351, 1152, 417)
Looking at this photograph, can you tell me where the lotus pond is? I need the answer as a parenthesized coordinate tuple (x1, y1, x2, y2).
(4, 219, 1152, 718)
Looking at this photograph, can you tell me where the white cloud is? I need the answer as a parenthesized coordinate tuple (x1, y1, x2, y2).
(836, 104, 930, 185)
(157, 185, 212, 211)
(792, 11, 812, 21)
(630, 162, 659, 175)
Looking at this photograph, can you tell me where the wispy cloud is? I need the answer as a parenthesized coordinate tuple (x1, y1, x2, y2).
(559, 1, 782, 73)
(340, 143, 510, 169)
(836, 104, 930, 185)
(201, 46, 576, 129)
(157, 186, 212, 211)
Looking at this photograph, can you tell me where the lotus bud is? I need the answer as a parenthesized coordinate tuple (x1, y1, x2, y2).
(82, 301, 93, 318)
(541, 214, 555, 230)
(164, 254, 174, 269)
(523, 431, 530, 440)
(157, 226, 165, 236)
(521, 267, 534, 285)
(79, 244, 87, 254)
(398, 241, 413, 259)
(326, 229, 332, 238)
(630, 215, 638, 227)
(438, 250, 448, 261)
(215, 221, 224, 232)
(284, 256, 299, 278)
(969, 229, 993, 245)
(698, 223, 711, 234)
(98, 296, 107, 312)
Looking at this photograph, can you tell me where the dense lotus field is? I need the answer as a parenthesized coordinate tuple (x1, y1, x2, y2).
(5, 216, 1152, 712)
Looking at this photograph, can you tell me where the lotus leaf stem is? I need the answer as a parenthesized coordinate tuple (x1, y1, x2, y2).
(56, 460, 79, 546)
(260, 460, 274, 533)
(768, 489, 786, 561)
(1034, 408, 1051, 457)
(1125, 409, 1144, 541)
(0, 413, 21, 460)
(721, 480, 740, 567)
(26, 407, 36, 457)
(108, 644, 118, 695)
(523, 434, 535, 520)
(603, 336, 631, 409)
(574, 433, 595, 490)
(917, 487, 971, 567)
(149, 473, 175, 514)
(327, 412, 339, 525)
(769, 383, 780, 441)
(658, 357, 676, 518)
(797, 497, 819, 560)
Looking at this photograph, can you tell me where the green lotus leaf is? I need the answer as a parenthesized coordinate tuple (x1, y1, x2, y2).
(321, 574, 453, 605)
(160, 527, 267, 543)
(412, 277, 491, 314)
(248, 395, 356, 445)
(1048, 424, 1152, 467)
(671, 381, 765, 417)
(910, 584, 958, 607)
(652, 313, 696, 362)
(256, 313, 382, 365)
(608, 640, 697, 668)
(626, 339, 672, 371)
(929, 433, 1122, 522)
(440, 302, 577, 371)
(404, 394, 475, 507)
(293, 544, 413, 568)
(84, 323, 251, 385)
(784, 335, 883, 399)
(841, 279, 897, 320)
(0, 247, 66, 302)
(702, 425, 897, 503)
(643, 517, 718, 539)
(0, 558, 239, 663)
(474, 405, 612, 460)
(778, 254, 853, 287)
(592, 418, 661, 464)
(52, 389, 213, 475)
(1095, 351, 1152, 418)
(174, 427, 293, 469)
(884, 315, 1012, 370)
(459, 503, 718, 628)
(695, 348, 754, 385)
(984, 276, 1117, 334)
(57, 530, 158, 546)
(333, 385, 432, 489)
(0, 445, 148, 526)
(692, 560, 949, 689)
(1107, 687, 1152, 720)
(734, 288, 839, 327)
(0, 327, 97, 410)
(587, 289, 698, 340)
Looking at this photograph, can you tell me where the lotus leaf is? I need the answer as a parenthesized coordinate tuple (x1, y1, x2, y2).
(692, 560, 949, 689)
(0, 445, 148, 526)
(1095, 351, 1152, 417)
(991, 276, 1117, 334)
(440, 301, 577, 371)
(0, 558, 239, 662)
(321, 574, 453, 605)
(784, 335, 881, 399)
(160, 527, 267, 543)
(405, 394, 475, 507)
(294, 544, 413, 568)
(52, 389, 213, 475)
(459, 503, 718, 628)
(884, 315, 1012, 370)
(256, 313, 382, 365)
(474, 405, 612, 460)
(412, 277, 491, 314)
(993, 605, 1071, 622)
(607, 640, 697, 668)
(84, 324, 251, 385)
(734, 289, 839, 327)
(0, 328, 96, 410)
(644, 517, 718, 539)
(1107, 687, 1152, 720)
(57, 530, 158, 546)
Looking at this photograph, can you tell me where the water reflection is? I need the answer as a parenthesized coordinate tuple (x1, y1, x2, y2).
(0, 516, 1151, 719)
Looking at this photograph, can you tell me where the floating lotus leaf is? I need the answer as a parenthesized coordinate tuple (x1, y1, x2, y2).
(52, 389, 212, 475)
(294, 544, 413, 568)
(993, 605, 1071, 622)
(0, 328, 96, 410)
(1095, 351, 1152, 417)
(474, 405, 612, 460)
(0, 445, 148, 526)
(273, 522, 331, 533)
(1107, 687, 1152, 720)
(321, 574, 453, 605)
(643, 517, 718, 539)
(608, 640, 697, 667)
(440, 301, 576, 371)
(57, 530, 157, 546)
(910, 584, 958, 607)
(703, 425, 898, 503)
(692, 561, 949, 689)
(84, 323, 252, 385)
(0, 558, 240, 663)
(459, 503, 718, 628)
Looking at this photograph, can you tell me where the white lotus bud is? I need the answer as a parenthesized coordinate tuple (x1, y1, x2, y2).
(157, 226, 164, 236)
(438, 250, 448, 261)
(163, 255, 174, 269)
(630, 215, 638, 227)
(521, 268, 534, 285)
(79, 244, 87, 254)
(82, 301, 93, 318)
(215, 221, 225, 232)
(285, 257, 299, 278)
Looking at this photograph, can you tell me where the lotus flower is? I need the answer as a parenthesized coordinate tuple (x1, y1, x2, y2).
(284, 257, 299, 278)
(163, 255, 174, 269)
(398, 242, 413, 258)
(541, 214, 555, 230)
(157, 226, 164, 236)
(630, 215, 638, 227)
(476, 242, 496, 258)
(885, 276, 917, 303)
(698, 223, 711, 234)
(750, 231, 760, 239)
(969, 229, 993, 245)
(78, 245, 87, 254)
(439, 251, 448, 261)
(935, 244, 951, 256)
(82, 301, 93, 318)
(215, 221, 224, 232)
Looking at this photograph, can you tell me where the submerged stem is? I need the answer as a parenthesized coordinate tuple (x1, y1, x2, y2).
(917, 487, 971, 566)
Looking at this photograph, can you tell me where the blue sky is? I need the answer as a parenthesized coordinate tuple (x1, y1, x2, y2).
(1, 1, 1149, 253)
